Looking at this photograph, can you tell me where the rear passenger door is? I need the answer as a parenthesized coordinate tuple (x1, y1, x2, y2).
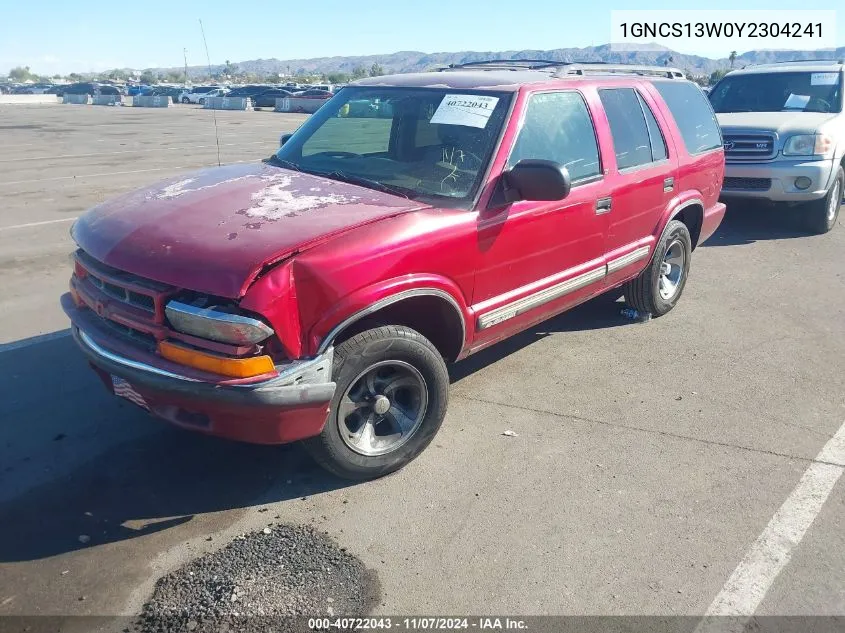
(597, 87, 678, 286)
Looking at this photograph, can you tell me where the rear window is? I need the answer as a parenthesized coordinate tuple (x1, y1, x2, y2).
(652, 81, 722, 155)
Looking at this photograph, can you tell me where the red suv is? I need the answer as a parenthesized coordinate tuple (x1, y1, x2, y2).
(62, 61, 725, 479)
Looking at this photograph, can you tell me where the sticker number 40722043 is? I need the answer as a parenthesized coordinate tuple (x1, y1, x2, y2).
(430, 94, 500, 129)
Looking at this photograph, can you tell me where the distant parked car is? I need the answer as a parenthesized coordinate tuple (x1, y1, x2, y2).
(225, 85, 272, 99)
(197, 88, 231, 105)
(12, 83, 55, 94)
(179, 86, 223, 104)
(62, 83, 121, 97)
(151, 86, 185, 101)
(252, 88, 295, 108)
(295, 89, 333, 99)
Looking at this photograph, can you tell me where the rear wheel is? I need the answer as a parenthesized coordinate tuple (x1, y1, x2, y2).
(304, 326, 449, 480)
(181, 97, 190, 104)
(805, 166, 843, 234)
(623, 219, 692, 317)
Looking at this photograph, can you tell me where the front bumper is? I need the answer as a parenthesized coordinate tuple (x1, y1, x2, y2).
(63, 294, 336, 444)
(721, 158, 836, 202)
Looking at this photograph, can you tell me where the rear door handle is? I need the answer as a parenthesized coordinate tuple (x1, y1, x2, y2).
(595, 197, 612, 215)
(663, 177, 675, 192)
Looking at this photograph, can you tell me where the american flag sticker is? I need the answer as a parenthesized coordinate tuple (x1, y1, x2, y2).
(111, 375, 149, 410)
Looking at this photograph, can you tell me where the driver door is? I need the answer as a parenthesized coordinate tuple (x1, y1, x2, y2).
(471, 89, 612, 348)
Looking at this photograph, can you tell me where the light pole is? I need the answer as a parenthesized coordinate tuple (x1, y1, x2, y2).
(183, 48, 188, 85)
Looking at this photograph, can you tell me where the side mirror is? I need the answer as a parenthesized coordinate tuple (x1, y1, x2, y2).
(503, 159, 571, 202)
(279, 133, 293, 147)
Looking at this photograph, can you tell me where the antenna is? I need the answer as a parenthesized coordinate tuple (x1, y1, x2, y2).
(198, 19, 222, 167)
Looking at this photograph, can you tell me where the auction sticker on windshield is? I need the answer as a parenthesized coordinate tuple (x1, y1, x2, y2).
(811, 72, 839, 86)
(430, 94, 500, 128)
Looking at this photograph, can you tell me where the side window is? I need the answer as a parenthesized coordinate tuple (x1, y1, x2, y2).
(652, 81, 722, 154)
(598, 88, 654, 170)
(637, 92, 668, 161)
(508, 91, 601, 183)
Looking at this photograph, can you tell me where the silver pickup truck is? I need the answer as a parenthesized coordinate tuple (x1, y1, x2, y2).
(709, 60, 844, 234)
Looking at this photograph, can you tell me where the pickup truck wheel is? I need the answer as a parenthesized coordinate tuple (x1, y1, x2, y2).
(304, 325, 449, 480)
(623, 219, 691, 317)
(805, 167, 843, 234)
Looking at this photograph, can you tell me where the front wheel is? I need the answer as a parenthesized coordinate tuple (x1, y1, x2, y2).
(303, 326, 449, 480)
(805, 166, 843, 234)
(623, 219, 692, 317)
(181, 97, 190, 104)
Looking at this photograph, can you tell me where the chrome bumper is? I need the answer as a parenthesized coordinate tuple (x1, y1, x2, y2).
(721, 158, 836, 202)
(73, 326, 336, 407)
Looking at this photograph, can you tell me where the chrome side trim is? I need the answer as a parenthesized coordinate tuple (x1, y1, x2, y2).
(317, 288, 467, 356)
(79, 330, 200, 382)
(477, 266, 606, 330)
(607, 246, 651, 274)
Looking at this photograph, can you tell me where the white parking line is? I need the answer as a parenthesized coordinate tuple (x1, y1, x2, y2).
(696, 420, 845, 632)
(0, 217, 77, 231)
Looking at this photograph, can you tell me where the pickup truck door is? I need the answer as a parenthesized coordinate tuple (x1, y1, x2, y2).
(470, 89, 612, 350)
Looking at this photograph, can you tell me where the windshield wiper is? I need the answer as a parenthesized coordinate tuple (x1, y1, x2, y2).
(321, 171, 411, 199)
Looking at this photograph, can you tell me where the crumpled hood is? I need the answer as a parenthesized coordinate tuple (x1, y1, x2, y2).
(716, 111, 838, 136)
(72, 162, 424, 298)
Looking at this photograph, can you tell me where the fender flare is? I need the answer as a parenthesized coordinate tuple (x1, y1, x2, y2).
(311, 277, 470, 357)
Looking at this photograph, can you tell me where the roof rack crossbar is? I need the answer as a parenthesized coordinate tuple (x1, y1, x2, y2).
(751, 58, 844, 65)
(557, 63, 685, 78)
(441, 59, 685, 78)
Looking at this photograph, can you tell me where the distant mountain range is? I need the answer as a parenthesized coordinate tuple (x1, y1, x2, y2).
(138, 44, 845, 79)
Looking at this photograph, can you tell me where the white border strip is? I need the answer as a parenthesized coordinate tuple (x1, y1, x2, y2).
(695, 420, 845, 632)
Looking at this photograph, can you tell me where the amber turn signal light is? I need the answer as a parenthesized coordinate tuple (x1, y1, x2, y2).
(158, 341, 276, 378)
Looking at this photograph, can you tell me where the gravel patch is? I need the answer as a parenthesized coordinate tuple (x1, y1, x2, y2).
(137, 523, 379, 633)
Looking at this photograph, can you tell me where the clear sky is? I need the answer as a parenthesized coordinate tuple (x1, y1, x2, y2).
(0, 0, 841, 75)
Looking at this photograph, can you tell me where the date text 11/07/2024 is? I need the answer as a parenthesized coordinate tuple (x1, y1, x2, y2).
(308, 617, 529, 630)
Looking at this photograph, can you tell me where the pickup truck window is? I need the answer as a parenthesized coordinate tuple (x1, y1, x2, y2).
(654, 81, 722, 155)
(507, 91, 601, 183)
(599, 88, 655, 170)
(276, 86, 511, 205)
(709, 71, 842, 114)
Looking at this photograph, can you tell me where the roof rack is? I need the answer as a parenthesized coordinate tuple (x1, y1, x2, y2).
(441, 59, 685, 78)
(752, 58, 844, 65)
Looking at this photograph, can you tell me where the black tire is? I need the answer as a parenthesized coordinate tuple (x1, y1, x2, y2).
(303, 326, 449, 480)
(804, 166, 843, 234)
(623, 219, 692, 317)
(181, 97, 190, 104)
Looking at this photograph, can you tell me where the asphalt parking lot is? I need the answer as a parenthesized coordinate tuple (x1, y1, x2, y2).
(1, 103, 844, 627)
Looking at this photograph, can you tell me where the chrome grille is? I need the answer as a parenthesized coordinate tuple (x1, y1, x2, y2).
(722, 133, 776, 161)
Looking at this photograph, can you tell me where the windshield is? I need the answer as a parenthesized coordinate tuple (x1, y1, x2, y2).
(709, 71, 842, 113)
(273, 86, 512, 206)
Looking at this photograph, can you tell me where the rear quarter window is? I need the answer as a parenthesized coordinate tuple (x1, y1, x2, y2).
(652, 82, 722, 155)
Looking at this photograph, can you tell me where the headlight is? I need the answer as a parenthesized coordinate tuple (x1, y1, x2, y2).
(783, 134, 834, 157)
(165, 300, 274, 345)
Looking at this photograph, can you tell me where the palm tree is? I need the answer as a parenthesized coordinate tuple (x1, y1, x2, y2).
(729, 51, 737, 68)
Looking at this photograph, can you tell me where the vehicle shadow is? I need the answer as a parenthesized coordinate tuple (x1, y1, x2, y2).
(450, 291, 629, 383)
(702, 200, 812, 247)
(0, 333, 351, 563)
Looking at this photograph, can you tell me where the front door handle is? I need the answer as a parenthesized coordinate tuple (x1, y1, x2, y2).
(595, 197, 612, 215)
(664, 177, 675, 192)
